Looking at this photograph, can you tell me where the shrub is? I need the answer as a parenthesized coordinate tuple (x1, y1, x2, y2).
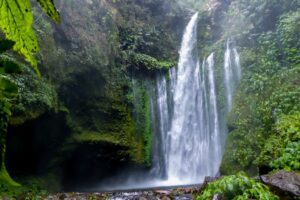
(196, 173, 278, 200)
(271, 141, 300, 171)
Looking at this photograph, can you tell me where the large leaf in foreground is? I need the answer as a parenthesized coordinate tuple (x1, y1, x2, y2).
(0, 0, 40, 76)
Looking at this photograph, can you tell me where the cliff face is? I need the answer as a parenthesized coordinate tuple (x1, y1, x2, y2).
(7, 0, 187, 188)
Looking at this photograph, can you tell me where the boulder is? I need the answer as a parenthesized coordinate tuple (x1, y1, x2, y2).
(261, 170, 300, 197)
(154, 190, 171, 195)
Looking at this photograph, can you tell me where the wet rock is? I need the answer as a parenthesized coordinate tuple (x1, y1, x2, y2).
(174, 194, 194, 200)
(138, 197, 148, 200)
(204, 176, 219, 183)
(261, 170, 300, 197)
(183, 188, 193, 194)
(212, 194, 224, 200)
(160, 196, 171, 200)
(155, 190, 171, 195)
(58, 193, 67, 200)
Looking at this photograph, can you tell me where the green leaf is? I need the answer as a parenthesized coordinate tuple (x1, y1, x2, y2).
(0, 0, 40, 76)
(0, 39, 15, 53)
(36, 0, 60, 23)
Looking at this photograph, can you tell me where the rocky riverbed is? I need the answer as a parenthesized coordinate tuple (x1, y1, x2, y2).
(44, 186, 203, 200)
(43, 171, 300, 200)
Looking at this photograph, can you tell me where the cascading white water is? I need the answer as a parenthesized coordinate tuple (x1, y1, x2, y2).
(206, 53, 221, 175)
(224, 39, 242, 110)
(167, 12, 201, 183)
(151, 13, 223, 185)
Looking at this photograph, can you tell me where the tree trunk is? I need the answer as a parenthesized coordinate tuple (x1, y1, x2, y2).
(0, 142, 20, 186)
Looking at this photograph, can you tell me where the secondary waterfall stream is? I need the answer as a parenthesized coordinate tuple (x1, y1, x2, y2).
(224, 39, 242, 110)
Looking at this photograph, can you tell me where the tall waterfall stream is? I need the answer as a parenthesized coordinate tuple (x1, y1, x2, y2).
(151, 13, 222, 185)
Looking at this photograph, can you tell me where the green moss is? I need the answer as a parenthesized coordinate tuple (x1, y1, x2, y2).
(64, 96, 151, 164)
(0, 167, 20, 187)
(130, 79, 153, 166)
(142, 89, 152, 166)
(0, 176, 51, 199)
(126, 52, 175, 71)
(72, 132, 131, 147)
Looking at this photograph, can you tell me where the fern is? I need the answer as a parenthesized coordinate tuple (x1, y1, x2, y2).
(0, 0, 59, 77)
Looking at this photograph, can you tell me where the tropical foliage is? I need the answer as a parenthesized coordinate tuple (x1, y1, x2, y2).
(271, 141, 300, 171)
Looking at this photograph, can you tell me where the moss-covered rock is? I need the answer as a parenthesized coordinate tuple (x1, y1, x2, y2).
(9, 64, 58, 125)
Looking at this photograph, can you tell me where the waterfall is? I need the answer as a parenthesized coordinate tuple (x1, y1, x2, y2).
(151, 13, 223, 185)
(224, 39, 242, 110)
(98, 15, 243, 190)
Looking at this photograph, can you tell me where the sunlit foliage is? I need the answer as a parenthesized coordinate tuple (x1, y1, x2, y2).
(0, 0, 59, 76)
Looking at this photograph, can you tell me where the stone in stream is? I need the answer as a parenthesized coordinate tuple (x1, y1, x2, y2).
(212, 194, 224, 200)
(174, 194, 194, 200)
(160, 196, 171, 200)
(154, 190, 171, 195)
(261, 170, 300, 198)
